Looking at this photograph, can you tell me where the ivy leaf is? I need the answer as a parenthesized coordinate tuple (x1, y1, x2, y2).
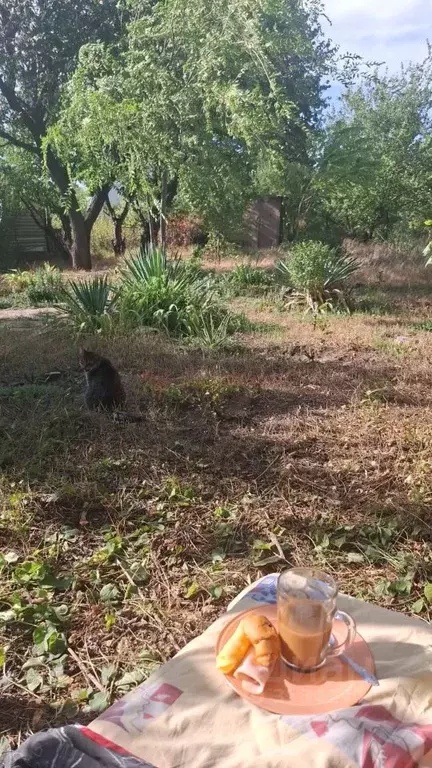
(22, 657, 45, 670)
(116, 668, 145, 691)
(0, 609, 16, 624)
(32, 626, 47, 647)
(211, 549, 225, 564)
(185, 581, 199, 599)
(209, 585, 223, 600)
(346, 552, 365, 563)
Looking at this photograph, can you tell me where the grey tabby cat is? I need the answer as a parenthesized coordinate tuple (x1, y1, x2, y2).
(80, 349, 126, 411)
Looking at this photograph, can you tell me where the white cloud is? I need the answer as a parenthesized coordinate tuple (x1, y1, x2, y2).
(322, 0, 432, 71)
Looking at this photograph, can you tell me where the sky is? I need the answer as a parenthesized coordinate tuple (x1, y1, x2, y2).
(322, 0, 432, 73)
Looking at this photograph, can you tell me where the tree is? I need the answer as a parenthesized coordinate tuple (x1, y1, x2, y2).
(50, 0, 335, 244)
(318, 56, 432, 240)
(0, 0, 125, 268)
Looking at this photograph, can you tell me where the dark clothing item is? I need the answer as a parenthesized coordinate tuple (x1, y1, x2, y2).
(1, 725, 155, 768)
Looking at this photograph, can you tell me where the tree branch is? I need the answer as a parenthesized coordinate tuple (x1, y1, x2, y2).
(104, 192, 116, 219)
(0, 75, 42, 144)
(0, 130, 38, 154)
(105, 194, 129, 224)
(85, 184, 111, 228)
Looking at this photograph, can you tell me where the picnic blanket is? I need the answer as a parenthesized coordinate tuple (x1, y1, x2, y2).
(3, 574, 432, 768)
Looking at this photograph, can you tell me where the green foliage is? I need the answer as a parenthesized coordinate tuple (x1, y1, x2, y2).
(2, 264, 64, 306)
(276, 241, 358, 312)
(183, 311, 234, 349)
(58, 247, 243, 343)
(60, 276, 116, 332)
(26, 264, 64, 305)
(318, 57, 432, 241)
(3, 269, 33, 293)
(117, 247, 213, 335)
(227, 264, 274, 294)
(50, 0, 335, 240)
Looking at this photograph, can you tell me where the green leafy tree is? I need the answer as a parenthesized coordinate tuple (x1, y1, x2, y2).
(50, 0, 335, 245)
(318, 56, 432, 240)
(0, 0, 125, 268)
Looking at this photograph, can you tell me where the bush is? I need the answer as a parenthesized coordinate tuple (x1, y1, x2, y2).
(60, 276, 116, 332)
(118, 248, 216, 336)
(276, 241, 358, 312)
(227, 264, 274, 294)
(117, 247, 219, 336)
(3, 269, 33, 293)
(58, 247, 246, 344)
(3, 263, 64, 305)
(167, 215, 206, 247)
(26, 264, 64, 304)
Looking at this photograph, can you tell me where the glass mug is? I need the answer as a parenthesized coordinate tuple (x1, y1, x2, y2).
(277, 568, 356, 672)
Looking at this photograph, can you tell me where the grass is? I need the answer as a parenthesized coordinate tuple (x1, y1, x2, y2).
(1, 266, 432, 746)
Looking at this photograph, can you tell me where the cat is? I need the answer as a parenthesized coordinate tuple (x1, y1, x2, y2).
(80, 349, 126, 411)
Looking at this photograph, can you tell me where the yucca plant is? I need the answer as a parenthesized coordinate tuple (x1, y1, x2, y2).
(276, 241, 358, 313)
(184, 309, 234, 348)
(119, 246, 169, 286)
(117, 246, 215, 335)
(59, 276, 117, 332)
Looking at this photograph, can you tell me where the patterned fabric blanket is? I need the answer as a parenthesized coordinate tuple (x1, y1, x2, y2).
(2, 574, 432, 768)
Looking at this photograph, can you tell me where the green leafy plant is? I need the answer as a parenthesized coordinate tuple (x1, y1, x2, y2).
(117, 246, 217, 336)
(226, 264, 274, 296)
(59, 276, 116, 332)
(184, 310, 234, 348)
(26, 264, 64, 305)
(276, 241, 358, 313)
(3, 269, 33, 293)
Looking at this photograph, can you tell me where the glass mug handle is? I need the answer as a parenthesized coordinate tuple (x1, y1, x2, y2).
(327, 610, 356, 658)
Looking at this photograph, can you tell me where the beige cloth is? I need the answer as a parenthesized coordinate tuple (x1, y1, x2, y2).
(88, 575, 432, 767)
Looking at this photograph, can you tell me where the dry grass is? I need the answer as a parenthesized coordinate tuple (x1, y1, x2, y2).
(1, 260, 432, 747)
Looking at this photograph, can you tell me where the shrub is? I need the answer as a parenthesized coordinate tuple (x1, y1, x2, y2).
(276, 241, 358, 312)
(117, 247, 216, 335)
(227, 264, 274, 294)
(3, 264, 64, 304)
(184, 309, 238, 349)
(26, 264, 64, 304)
(166, 215, 206, 247)
(58, 247, 245, 344)
(3, 269, 33, 293)
(60, 276, 116, 332)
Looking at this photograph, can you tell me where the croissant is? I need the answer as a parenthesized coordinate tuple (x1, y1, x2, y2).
(216, 620, 251, 674)
(242, 614, 280, 667)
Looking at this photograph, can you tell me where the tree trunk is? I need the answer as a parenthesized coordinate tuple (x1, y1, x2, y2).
(160, 168, 167, 249)
(60, 212, 72, 248)
(105, 198, 129, 256)
(140, 217, 150, 249)
(70, 212, 91, 270)
(149, 216, 159, 248)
